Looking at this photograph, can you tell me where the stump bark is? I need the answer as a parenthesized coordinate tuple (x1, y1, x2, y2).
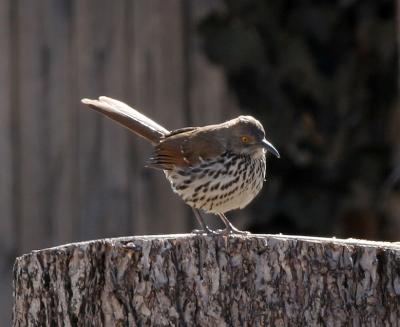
(13, 234, 400, 326)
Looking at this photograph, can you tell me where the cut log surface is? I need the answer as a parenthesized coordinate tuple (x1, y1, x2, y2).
(13, 234, 400, 326)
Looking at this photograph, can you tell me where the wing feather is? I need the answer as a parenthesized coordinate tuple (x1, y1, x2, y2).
(147, 127, 226, 170)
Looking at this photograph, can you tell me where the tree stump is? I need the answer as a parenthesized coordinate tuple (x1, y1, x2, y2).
(13, 234, 400, 326)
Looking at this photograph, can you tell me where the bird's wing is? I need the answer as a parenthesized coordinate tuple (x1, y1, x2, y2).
(146, 127, 226, 170)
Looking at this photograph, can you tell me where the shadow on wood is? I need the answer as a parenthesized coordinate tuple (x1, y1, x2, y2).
(13, 234, 400, 326)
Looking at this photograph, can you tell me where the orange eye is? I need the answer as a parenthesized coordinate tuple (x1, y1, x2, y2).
(241, 136, 249, 144)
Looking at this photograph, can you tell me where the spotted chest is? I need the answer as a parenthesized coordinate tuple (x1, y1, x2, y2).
(165, 151, 266, 214)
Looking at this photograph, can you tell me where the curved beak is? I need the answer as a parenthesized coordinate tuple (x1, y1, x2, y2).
(261, 138, 280, 158)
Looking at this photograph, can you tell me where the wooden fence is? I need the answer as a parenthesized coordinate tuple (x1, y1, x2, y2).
(0, 0, 241, 321)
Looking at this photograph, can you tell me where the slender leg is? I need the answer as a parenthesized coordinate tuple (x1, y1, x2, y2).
(192, 209, 218, 235)
(217, 213, 250, 235)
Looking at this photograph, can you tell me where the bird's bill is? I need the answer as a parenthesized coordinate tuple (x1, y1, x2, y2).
(261, 138, 280, 158)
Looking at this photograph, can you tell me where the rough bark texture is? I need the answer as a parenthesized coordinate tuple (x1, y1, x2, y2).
(13, 234, 400, 326)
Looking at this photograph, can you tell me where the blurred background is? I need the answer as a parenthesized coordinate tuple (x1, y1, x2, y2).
(1, 0, 399, 321)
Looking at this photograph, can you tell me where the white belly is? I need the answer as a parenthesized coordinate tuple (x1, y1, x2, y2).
(165, 152, 266, 214)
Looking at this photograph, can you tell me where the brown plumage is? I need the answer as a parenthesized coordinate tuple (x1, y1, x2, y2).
(81, 96, 279, 234)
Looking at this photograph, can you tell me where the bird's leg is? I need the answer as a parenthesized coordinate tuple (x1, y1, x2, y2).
(217, 213, 250, 235)
(191, 209, 219, 235)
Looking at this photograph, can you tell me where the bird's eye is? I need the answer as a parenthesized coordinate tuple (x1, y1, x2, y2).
(241, 136, 249, 144)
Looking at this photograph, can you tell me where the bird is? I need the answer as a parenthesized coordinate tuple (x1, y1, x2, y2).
(81, 96, 280, 235)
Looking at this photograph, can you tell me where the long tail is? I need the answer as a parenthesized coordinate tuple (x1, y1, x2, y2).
(81, 96, 169, 144)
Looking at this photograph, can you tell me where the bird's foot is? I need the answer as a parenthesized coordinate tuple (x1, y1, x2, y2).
(219, 226, 251, 235)
(216, 213, 251, 235)
(192, 209, 221, 236)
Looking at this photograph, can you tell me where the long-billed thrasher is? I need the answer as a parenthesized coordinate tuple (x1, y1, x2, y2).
(81, 96, 280, 235)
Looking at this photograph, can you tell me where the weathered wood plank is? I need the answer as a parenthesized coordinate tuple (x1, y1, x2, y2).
(17, 1, 54, 252)
(40, 0, 79, 245)
(0, 0, 14, 322)
(129, 0, 189, 234)
(76, 0, 132, 239)
(0, 0, 13, 253)
(13, 235, 400, 326)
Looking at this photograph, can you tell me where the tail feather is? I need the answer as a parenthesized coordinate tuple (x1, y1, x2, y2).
(81, 96, 169, 144)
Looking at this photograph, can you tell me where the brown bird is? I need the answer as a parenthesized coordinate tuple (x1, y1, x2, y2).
(81, 96, 280, 235)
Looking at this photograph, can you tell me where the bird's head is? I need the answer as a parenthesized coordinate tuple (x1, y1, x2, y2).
(225, 116, 280, 158)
